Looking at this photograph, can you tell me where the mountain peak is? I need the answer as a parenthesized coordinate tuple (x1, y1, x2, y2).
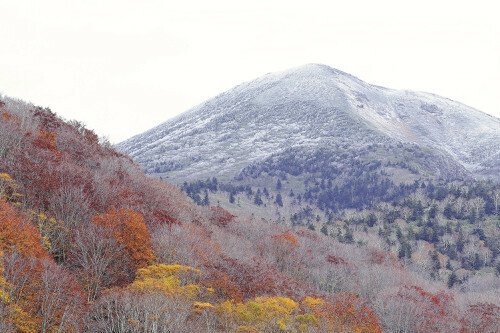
(295, 63, 354, 77)
(283, 63, 337, 75)
(261, 63, 361, 87)
(118, 65, 500, 182)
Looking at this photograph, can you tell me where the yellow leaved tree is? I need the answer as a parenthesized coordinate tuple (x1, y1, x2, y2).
(0, 252, 37, 332)
(130, 264, 203, 299)
(0, 173, 21, 203)
(217, 296, 300, 332)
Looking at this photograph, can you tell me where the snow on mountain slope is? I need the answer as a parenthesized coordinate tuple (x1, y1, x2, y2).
(118, 64, 500, 182)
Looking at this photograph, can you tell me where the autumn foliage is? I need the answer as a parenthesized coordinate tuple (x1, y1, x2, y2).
(92, 264, 381, 332)
(308, 293, 382, 332)
(0, 199, 48, 259)
(0, 97, 499, 331)
(92, 207, 154, 273)
(460, 302, 500, 333)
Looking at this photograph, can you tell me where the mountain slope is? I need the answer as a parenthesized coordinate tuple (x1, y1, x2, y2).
(118, 64, 500, 182)
(2, 88, 499, 331)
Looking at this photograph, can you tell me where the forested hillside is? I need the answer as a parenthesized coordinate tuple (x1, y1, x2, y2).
(182, 145, 500, 289)
(1, 95, 499, 332)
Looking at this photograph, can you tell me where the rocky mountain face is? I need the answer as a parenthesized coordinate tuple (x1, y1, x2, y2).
(118, 64, 500, 182)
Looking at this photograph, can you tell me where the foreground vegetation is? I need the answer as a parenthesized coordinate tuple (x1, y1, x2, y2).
(1, 96, 499, 331)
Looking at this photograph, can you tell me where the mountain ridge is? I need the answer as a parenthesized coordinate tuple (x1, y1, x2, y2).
(118, 64, 500, 182)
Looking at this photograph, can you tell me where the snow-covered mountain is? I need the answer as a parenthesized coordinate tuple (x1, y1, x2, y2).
(118, 64, 500, 182)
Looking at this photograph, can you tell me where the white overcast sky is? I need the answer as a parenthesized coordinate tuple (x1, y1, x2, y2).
(1, 0, 499, 143)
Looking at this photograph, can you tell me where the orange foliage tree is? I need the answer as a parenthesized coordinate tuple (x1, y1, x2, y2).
(92, 207, 154, 279)
(0, 199, 48, 259)
(270, 233, 304, 277)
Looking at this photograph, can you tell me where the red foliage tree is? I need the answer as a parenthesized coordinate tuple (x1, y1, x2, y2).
(305, 293, 382, 332)
(202, 255, 279, 302)
(379, 285, 458, 332)
(209, 206, 235, 227)
(460, 302, 500, 333)
(327, 254, 349, 266)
